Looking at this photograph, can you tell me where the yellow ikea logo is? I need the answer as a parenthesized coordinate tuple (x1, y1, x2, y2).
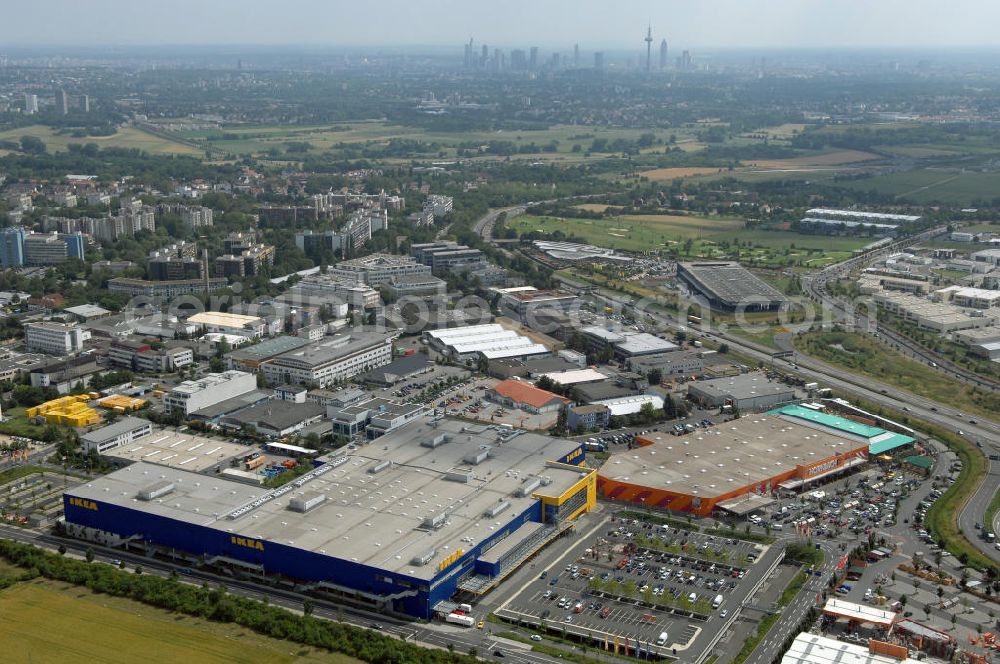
(566, 448, 583, 463)
(231, 535, 265, 551)
(68, 497, 98, 511)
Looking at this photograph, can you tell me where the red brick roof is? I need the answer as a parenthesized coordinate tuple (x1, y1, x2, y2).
(490, 379, 570, 409)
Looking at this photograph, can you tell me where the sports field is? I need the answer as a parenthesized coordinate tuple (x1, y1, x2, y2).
(0, 125, 200, 156)
(639, 166, 725, 181)
(0, 579, 361, 664)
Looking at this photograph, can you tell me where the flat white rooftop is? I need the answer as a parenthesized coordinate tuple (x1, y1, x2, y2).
(822, 598, 897, 626)
(782, 633, 920, 664)
(103, 430, 249, 473)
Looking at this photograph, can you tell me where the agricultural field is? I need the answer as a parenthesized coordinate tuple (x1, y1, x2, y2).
(0, 125, 200, 156)
(739, 123, 808, 142)
(164, 120, 683, 161)
(0, 578, 361, 664)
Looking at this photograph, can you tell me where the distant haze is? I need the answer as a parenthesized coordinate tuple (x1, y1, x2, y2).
(4, 0, 1000, 50)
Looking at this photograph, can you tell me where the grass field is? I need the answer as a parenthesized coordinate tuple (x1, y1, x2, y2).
(0, 125, 200, 156)
(0, 407, 47, 440)
(743, 149, 881, 170)
(515, 213, 869, 267)
(512, 213, 745, 251)
(794, 330, 1000, 422)
(166, 120, 683, 160)
(0, 579, 361, 664)
(639, 166, 726, 181)
(839, 168, 1000, 205)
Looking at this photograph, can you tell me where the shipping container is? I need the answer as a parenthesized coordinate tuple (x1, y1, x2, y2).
(445, 612, 474, 627)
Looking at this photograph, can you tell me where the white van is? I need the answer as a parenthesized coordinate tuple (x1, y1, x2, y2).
(712, 594, 724, 609)
(688, 592, 697, 603)
(656, 631, 669, 646)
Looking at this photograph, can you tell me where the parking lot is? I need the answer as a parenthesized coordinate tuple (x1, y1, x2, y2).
(495, 512, 771, 657)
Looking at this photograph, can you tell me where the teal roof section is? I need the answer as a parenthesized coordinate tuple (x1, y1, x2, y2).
(767, 404, 915, 454)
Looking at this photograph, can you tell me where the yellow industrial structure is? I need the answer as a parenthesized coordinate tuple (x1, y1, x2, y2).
(27, 395, 101, 427)
(97, 395, 146, 412)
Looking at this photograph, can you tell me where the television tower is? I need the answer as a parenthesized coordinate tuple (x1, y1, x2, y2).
(645, 24, 653, 71)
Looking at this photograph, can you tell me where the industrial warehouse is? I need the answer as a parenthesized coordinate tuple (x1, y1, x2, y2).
(424, 323, 550, 361)
(597, 404, 914, 516)
(677, 261, 788, 312)
(61, 416, 596, 619)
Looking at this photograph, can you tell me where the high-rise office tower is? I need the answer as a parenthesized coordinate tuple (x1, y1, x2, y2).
(573, 43, 579, 68)
(660, 39, 668, 69)
(463, 39, 474, 68)
(645, 25, 653, 71)
(594, 52, 604, 71)
(81, 94, 90, 113)
(529, 46, 538, 70)
(57, 89, 69, 115)
(23, 93, 37, 114)
(481, 44, 488, 67)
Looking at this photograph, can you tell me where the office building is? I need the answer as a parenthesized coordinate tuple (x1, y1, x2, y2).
(107, 277, 229, 298)
(25, 321, 90, 355)
(57, 89, 69, 114)
(164, 370, 257, 416)
(659, 39, 668, 68)
(327, 253, 433, 286)
(0, 226, 27, 267)
(108, 339, 193, 373)
(80, 417, 154, 454)
(23, 93, 38, 114)
(148, 255, 204, 281)
(260, 329, 395, 388)
(22, 232, 85, 265)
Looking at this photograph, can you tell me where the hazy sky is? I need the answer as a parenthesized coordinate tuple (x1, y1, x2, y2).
(5, 0, 1000, 50)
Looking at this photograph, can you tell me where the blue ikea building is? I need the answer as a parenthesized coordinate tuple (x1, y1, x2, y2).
(63, 418, 596, 618)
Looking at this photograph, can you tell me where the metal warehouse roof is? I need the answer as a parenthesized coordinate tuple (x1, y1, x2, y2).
(480, 344, 549, 359)
(781, 633, 920, 664)
(821, 598, 897, 626)
(427, 324, 505, 341)
(594, 394, 664, 417)
(538, 369, 608, 386)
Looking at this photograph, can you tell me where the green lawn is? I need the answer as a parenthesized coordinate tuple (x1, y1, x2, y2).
(0, 579, 360, 664)
(0, 125, 201, 156)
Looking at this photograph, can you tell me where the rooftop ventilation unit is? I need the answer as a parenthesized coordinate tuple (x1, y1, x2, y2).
(289, 492, 326, 513)
(463, 450, 489, 466)
(411, 548, 437, 566)
(421, 433, 450, 449)
(422, 512, 447, 530)
(484, 500, 510, 518)
(540, 476, 553, 486)
(445, 471, 471, 483)
(369, 460, 392, 475)
(137, 480, 174, 501)
(517, 478, 541, 497)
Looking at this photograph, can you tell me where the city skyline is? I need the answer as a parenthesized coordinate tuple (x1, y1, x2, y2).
(2, 0, 1000, 49)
